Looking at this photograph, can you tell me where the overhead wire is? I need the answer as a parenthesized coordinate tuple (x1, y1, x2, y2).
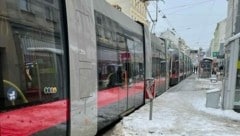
(163, 0, 215, 11)
(148, 0, 215, 14)
(156, 0, 218, 49)
(148, 0, 217, 39)
(112, 0, 159, 33)
(158, 9, 179, 36)
(146, 0, 160, 33)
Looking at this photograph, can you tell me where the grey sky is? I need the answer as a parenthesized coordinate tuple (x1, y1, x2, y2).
(148, 0, 228, 50)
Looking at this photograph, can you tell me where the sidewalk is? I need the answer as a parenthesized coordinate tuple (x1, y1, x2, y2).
(103, 75, 240, 136)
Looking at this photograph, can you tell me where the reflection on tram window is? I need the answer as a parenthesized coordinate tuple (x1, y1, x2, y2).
(0, 0, 67, 109)
(96, 11, 144, 90)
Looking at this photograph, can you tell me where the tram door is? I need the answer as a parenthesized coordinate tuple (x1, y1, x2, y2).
(120, 38, 135, 112)
(121, 38, 145, 115)
(119, 37, 144, 114)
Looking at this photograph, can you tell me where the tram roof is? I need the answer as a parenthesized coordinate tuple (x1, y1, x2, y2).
(93, 0, 143, 36)
(201, 57, 213, 61)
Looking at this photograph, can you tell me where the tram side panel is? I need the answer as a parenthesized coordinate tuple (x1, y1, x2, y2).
(0, 0, 71, 136)
(94, 0, 146, 131)
(66, 0, 98, 135)
(144, 26, 152, 81)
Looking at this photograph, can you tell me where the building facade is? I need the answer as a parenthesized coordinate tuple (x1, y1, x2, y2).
(225, 0, 240, 39)
(178, 37, 190, 55)
(210, 19, 226, 58)
(209, 19, 226, 70)
(160, 29, 179, 49)
(106, 0, 149, 25)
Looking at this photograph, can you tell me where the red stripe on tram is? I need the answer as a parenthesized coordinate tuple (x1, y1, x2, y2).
(98, 82, 144, 108)
(0, 100, 67, 136)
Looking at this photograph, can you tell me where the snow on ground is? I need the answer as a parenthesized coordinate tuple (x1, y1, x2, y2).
(103, 75, 240, 136)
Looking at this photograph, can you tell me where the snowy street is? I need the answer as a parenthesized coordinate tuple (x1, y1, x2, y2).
(103, 75, 240, 136)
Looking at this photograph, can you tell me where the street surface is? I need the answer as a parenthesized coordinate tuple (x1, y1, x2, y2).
(103, 75, 240, 136)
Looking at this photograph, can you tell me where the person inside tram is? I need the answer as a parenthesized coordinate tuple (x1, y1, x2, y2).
(116, 67, 123, 84)
(107, 66, 117, 87)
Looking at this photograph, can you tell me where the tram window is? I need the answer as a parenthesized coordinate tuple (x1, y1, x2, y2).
(152, 57, 160, 78)
(1, 0, 67, 109)
(45, 6, 54, 20)
(160, 61, 166, 76)
(95, 12, 102, 25)
(106, 17, 112, 28)
(19, 0, 31, 11)
(101, 14, 106, 27)
(112, 33, 117, 42)
(96, 16, 102, 25)
(117, 34, 126, 49)
(97, 47, 119, 89)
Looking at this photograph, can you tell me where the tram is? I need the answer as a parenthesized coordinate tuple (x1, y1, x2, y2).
(199, 57, 213, 78)
(168, 48, 193, 86)
(94, 0, 148, 131)
(0, 0, 192, 135)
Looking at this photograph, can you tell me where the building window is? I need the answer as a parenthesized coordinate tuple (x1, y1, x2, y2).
(45, 6, 53, 20)
(19, 0, 31, 11)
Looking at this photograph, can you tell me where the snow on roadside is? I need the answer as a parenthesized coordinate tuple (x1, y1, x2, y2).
(189, 78, 240, 122)
(103, 76, 240, 136)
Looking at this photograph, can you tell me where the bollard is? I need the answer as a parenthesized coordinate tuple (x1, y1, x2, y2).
(149, 99, 153, 120)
